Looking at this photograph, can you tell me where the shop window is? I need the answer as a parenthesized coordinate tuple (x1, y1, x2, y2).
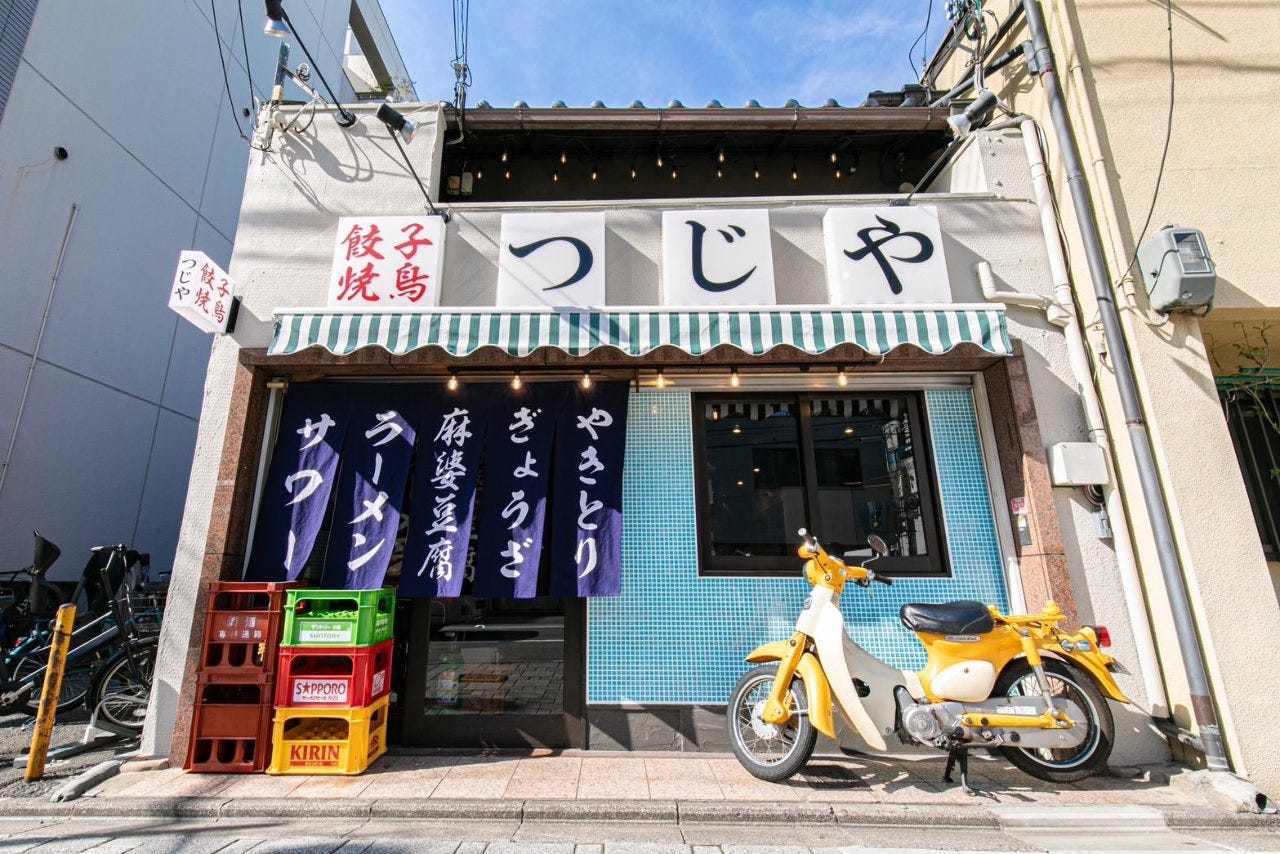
(692, 392, 948, 577)
(1219, 384, 1280, 560)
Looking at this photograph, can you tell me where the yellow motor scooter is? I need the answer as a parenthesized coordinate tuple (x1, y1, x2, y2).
(727, 529, 1130, 794)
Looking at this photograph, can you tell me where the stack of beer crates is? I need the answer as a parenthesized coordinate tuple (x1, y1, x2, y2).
(267, 587, 395, 775)
(185, 580, 301, 773)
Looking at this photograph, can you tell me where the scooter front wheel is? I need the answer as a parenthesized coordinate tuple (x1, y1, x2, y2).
(726, 664, 816, 782)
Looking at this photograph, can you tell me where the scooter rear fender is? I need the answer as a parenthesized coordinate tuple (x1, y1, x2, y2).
(745, 641, 837, 739)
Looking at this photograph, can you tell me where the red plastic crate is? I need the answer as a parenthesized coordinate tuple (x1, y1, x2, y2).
(274, 640, 393, 708)
(197, 581, 301, 679)
(185, 677, 275, 773)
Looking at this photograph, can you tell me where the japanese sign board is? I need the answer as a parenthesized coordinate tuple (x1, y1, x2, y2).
(823, 206, 952, 304)
(661, 209, 776, 306)
(169, 250, 235, 334)
(327, 215, 446, 307)
(497, 212, 607, 307)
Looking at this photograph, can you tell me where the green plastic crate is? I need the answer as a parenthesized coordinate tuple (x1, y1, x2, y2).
(282, 588, 395, 648)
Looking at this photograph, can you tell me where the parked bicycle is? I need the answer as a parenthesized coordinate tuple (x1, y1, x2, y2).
(0, 543, 165, 727)
(0, 532, 69, 646)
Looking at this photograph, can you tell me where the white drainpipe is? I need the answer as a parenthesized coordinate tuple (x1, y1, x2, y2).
(974, 119, 1169, 717)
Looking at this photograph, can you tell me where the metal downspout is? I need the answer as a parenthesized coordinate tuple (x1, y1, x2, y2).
(1020, 0, 1227, 769)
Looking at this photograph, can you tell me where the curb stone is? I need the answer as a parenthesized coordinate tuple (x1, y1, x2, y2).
(74, 796, 225, 817)
(677, 801, 834, 824)
(370, 799, 524, 820)
(0, 795, 1274, 829)
(830, 803, 997, 827)
(521, 799, 678, 822)
(219, 797, 374, 818)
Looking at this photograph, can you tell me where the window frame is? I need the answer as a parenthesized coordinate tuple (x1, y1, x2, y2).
(691, 390, 950, 578)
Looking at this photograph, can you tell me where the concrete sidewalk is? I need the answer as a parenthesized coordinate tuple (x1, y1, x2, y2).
(1, 749, 1269, 833)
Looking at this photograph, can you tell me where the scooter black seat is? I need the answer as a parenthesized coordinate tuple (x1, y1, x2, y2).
(899, 601, 994, 635)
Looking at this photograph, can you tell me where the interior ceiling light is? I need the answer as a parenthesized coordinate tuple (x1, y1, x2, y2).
(552, 167, 560, 183)
(716, 166, 724, 180)
(474, 163, 483, 181)
(591, 163, 598, 181)
(504, 166, 512, 180)
(263, 0, 291, 36)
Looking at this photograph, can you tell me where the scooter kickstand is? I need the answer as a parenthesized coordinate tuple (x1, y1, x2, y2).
(944, 749, 980, 797)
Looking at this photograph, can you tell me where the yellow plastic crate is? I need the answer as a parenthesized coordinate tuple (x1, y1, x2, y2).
(266, 695, 389, 775)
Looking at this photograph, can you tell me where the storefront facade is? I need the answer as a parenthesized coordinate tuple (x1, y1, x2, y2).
(143, 104, 1168, 765)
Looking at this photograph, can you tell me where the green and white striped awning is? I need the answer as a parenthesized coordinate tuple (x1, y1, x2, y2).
(268, 306, 1012, 358)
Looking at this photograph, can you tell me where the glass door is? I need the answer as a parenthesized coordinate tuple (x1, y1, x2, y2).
(398, 596, 585, 747)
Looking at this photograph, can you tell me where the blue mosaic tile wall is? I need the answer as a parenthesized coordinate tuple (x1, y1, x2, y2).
(586, 388, 1009, 705)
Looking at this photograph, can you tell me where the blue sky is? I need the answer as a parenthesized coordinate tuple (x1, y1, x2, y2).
(380, 1, 939, 109)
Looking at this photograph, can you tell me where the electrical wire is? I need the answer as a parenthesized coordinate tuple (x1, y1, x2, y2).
(235, 0, 262, 107)
(907, 0, 935, 81)
(1115, 0, 1175, 291)
(210, 0, 249, 141)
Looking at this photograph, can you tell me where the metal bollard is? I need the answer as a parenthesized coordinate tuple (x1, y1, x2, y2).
(25, 603, 76, 782)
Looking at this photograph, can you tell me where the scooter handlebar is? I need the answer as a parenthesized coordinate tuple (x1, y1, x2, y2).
(869, 571, 893, 586)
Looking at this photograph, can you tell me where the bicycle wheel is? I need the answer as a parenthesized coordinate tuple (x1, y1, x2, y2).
(10, 644, 109, 716)
(85, 637, 157, 730)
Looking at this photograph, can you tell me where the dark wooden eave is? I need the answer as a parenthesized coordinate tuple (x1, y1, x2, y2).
(447, 106, 949, 134)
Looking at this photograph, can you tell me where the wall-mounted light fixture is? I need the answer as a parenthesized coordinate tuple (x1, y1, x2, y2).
(262, 1, 355, 127)
(376, 103, 449, 221)
(946, 89, 999, 140)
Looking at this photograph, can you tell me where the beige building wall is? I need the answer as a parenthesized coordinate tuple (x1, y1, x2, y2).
(930, 0, 1280, 797)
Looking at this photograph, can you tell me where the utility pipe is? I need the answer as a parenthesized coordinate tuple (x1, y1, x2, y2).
(1021, 0, 1226, 768)
(974, 118, 1169, 717)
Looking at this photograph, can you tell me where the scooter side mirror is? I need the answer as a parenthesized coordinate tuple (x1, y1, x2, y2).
(866, 534, 888, 557)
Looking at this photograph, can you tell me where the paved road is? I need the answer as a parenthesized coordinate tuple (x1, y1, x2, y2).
(0, 813, 1276, 853)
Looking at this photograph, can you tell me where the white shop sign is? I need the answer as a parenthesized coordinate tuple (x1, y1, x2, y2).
(169, 250, 236, 334)
(327, 215, 446, 307)
(292, 678, 349, 703)
(661, 209, 776, 306)
(497, 211, 606, 307)
(823, 206, 951, 304)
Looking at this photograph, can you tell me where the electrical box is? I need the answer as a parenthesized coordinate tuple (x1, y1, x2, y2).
(1049, 442, 1109, 487)
(1136, 224, 1216, 314)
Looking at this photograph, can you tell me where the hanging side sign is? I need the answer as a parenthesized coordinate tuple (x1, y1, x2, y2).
(169, 250, 238, 334)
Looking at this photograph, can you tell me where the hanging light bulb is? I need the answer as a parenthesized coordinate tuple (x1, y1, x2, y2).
(752, 161, 761, 181)
(834, 165, 842, 180)
(656, 369, 667, 389)
(730, 367, 740, 388)
(671, 164, 678, 180)
(447, 373, 459, 391)
(629, 157, 638, 179)
(791, 157, 799, 182)
(560, 150, 568, 165)
(717, 145, 726, 164)
(715, 166, 724, 180)
(504, 166, 512, 180)
(475, 163, 484, 181)
(830, 150, 838, 164)
(581, 370, 592, 390)
(552, 168, 560, 183)
(591, 163, 598, 181)
(500, 148, 509, 163)
(837, 366, 848, 387)
(511, 371, 522, 390)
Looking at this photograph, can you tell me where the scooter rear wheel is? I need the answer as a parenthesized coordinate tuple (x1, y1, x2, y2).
(993, 658, 1114, 783)
(727, 664, 816, 782)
